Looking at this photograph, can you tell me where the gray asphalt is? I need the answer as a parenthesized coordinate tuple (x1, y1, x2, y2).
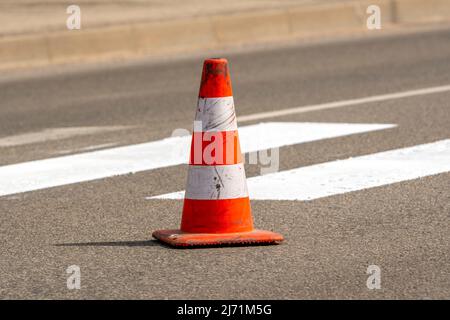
(0, 27, 449, 299)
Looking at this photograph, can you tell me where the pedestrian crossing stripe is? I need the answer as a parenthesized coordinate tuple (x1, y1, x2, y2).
(0, 122, 394, 197)
(152, 139, 450, 201)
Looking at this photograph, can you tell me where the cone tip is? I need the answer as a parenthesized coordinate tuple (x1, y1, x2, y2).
(199, 57, 232, 98)
(205, 57, 228, 63)
(202, 58, 229, 71)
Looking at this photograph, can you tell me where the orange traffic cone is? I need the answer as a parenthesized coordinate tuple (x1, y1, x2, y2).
(152, 58, 284, 247)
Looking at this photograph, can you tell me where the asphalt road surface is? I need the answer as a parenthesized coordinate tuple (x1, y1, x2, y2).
(0, 27, 449, 299)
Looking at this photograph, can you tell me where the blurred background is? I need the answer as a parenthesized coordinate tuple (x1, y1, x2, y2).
(2, 0, 450, 70)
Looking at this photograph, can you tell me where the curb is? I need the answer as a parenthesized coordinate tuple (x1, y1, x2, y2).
(1, 0, 450, 69)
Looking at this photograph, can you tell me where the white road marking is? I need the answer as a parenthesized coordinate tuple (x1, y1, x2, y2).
(238, 84, 450, 122)
(54, 143, 119, 155)
(153, 139, 450, 201)
(0, 126, 132, 147)
(0, 122, 394, 197)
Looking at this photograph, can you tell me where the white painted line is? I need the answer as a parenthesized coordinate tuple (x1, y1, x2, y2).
(153, 139, 450, 201)
(238, 84, 450, 122)
(54, 143, 119, 155)
(0, 122, 394, 197)
(0, 126, 132, 147)
(239, 122, 395, 153)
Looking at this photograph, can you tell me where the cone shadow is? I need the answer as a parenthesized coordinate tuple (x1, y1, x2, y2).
(54, 240, 282, 250)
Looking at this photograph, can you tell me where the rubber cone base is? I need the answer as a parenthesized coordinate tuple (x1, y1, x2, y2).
(152, 229, 284, 248)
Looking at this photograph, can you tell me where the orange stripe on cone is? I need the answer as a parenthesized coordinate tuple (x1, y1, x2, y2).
(152, 58, 284, 247)
(181, 198, 253, 233)
(190, 131, 242, 165)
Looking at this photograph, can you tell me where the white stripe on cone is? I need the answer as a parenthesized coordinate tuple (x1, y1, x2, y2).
(185, 164, 249, 200)
(195, 97, 237, 132)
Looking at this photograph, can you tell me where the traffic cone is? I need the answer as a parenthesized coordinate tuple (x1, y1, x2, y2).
(152, 58, 284, 247)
